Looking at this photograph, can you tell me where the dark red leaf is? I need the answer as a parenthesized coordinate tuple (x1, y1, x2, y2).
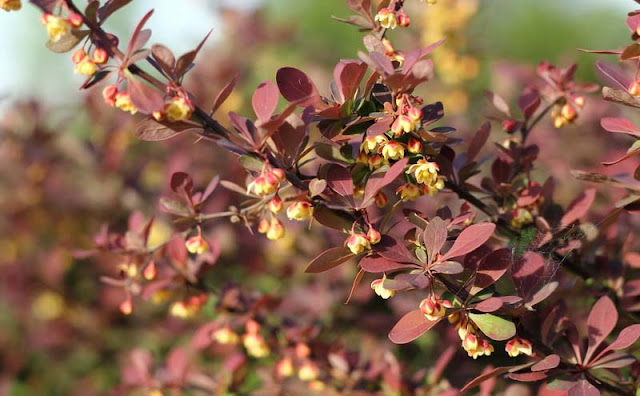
(421, 102, 445, 126)
(531, 355, 561, 372)
(210, 74, 239, 116)
(305, 247, 355, 273)
(326, 164, 354, 198)
(460, 366, 514, 393)
(175, 29, 213, 78)
(441, 223, 496, 261)
(166, 347, 189, 383)
(518, 91, 541, 120)
(467, 121, 491, 164)
(136, 119, 199, 141)
(98, 0, 133, 22)
(511, 251, 545, 298)
(584, 296, 618, 363)
(430, 261, 464, 274)
(151, 44, 176, 75)
(508, 372, 548, 382)
(345, 268, 365, 304)
(312, 206, 353, 231)
(473, 297, 507, 313)
(359, 254, 413, 273)
(276, 67, 324, 109)
(388, 310, 440, 344)
(596, 61, 631, 91)
(126, 76, 165, 114)
(29, 0, 59, 12)
(252, 80, 279, 123)
(567, 380, 600, 396)
(333, 61, 368, 103)
(362, 157, 408, 205)
(170, 172, 193, 195)
(423, 216, 447, 264)
(602, 324, 640, 353)
(561, 188, 596, 227)
(374, 235, 418, 264)
(591, 352, 636, 369)
(126, 10, 154, 57)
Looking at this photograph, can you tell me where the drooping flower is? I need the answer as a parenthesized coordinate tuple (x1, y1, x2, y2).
(266, 218, 285, 240)
(374, 7, 397, 29)
(165, 96, 194, 122)
(371, 276, 395, 299)
(114, 91, 138, 114)
(381, 141, 405, 161)
(505, 337, 533, 357)
(40, 14, 72, 42)
(346, 233, 371, 254)
(396, 183, 421, 201)
(286, 201, 313, 221)
(185, 235, 210, 254)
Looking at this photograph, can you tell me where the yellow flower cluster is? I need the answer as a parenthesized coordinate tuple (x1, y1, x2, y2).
(0, 0, 20, 12)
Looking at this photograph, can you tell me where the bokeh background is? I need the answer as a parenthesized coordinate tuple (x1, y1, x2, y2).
(0, 1, 637, 395)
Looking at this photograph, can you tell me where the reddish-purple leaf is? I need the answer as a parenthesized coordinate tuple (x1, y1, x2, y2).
(512, 251, 545, 298)
(175, 29, 213, 78)
(305, 247, 355, 273)
(584, 296, 618, 363)
(312, 206, 353, 231)
(601, 117, 640, 137)
(191, 322, 217, 350)
(367, 51, 395, 75)
(30, 0, 60, 13)
(473, 297, 507, 313)
(362, 157, 408, 205)
(421, 102, 445, 126)
(170, 172, 193, 195)
(345, 268, 365, 304)
(388, 310, 440, 344)
(561, 188, 596, 227)
(252, 80, 279, 123)
(136, 119, 199, 141)
(526, 281, 558, 308)
(199, 175, 220, 203)
(567, 380, 600, 396)
(210, 74, 239, 116)
(126, 76, 165, 114)
(596, 61, 631, 91)
(467, 121, 491, 164)
(508, 372, 548, 382)
(424, 216, 447, 264)
(333, 61, 368, 103)
(151, 44, 176, 75)
(460, 366, 514, 393)
(97, 0, 133, 22)
(402, 39, 445, 74)
(485, 91, 511, 117)
(359, 254, 412, 273)
(430, 261, 464, 274)
(374, 236, 418, 264)
(441, 223, 496, 261)
(326, 164, 354, 199)
(603, 324, 640, 352)
(531, 354, 561, 372)
(602, 148, 640, 166)
(591, 352, 636, 369)
(276, 67, 324, 108)
(126, 10, 154, 57)
(166, 347, 189, 383)
(518, 91, 541, 120)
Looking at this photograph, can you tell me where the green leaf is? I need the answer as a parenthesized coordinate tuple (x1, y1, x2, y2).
(238, 155, 264, 172)
(468, 313, 516, 341)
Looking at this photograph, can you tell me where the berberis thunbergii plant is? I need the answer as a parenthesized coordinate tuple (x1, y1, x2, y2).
(4, 0, 640, 394)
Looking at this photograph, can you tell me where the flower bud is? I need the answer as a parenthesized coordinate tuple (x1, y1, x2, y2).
(103, 85, 118, 107)
(276, 357, 295, 378)
(396, 10, 410, 27)
(407, 138, 422, 154)
(71, 49, 87, 64)
(114, 91, 137, 114)
(119, 299, 133, 315)
(367, 155, 385, 170)
(74, 56, 97, 76)
(374, 191, 388, 208)
(212, 326, 239, 345)
(366, 228, 381, 244)
(629, 80, 640, 97)
(502, 119, 518, 134)
(374, 7, 397, 29)
(391, 115, 414, 136)
(266, 218, 285, 240)
(346, 233, 371, 254)
(143, 260, 156, 280)
(243, 332, 270, 358)
(185, 235, 210, 254)
(152, 111, 164, 121)
(295, 342, 311, 358)
(419, 295, 447, 321)
(463, 333, 479, 353)
(511, 207, 533, 229)
(298, 361, 319, 381)
(271, 168, 286, 182)
(92, 48, 108, 64)
(68, 12, 83, 28)
(268, 196, 284, 213)
(258, 218, 270, 234)
(286, 201, 313, 220)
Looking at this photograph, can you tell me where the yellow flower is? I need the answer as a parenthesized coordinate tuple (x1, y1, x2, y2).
(1, 0, 21, 11)
(511, 207, 533, 229)
(505, 337, 533, 357)
(374, 7, 398, 29)
(396, 183, 421, 201)
(360, 134, 388, 154)
(74, 57, 97, 76)
(422, 178, 445, 196)
(243, 333, 270, 358)
(212, 327, 239, 345)
(298, 361, 319, 381)
(346, 233, 370, 255)
(381, 141, 405, 161)
(276, 357, 295, 378)
(286, 201, 313, 221)
(266, 218, 285, 240)
(371, 277, 395, 299)
(185, 235, 210, 254)
(40, 14, 71, 42)
(164, 96, 194, 122)
(114, 91, 137, 114)
(407, 159, 440, 185)
(419, 295, 449, 321)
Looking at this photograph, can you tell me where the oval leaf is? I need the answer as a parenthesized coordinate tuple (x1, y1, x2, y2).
(305, 247, 355, 273)
(388, 310, 440, 344)
(468, 313, 516, 341)
(471, 248, 512, 295)
(531, 354, 561, 372)
(252, 80, 279, 123)
(561, 188, 596, 227)
(442, 223, 496, 261)
(584, 296, 618, 363)
(360, 254, 412, 273)
(276, 67, 323, 108)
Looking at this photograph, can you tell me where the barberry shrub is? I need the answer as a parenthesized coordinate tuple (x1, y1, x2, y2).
(3, 0, 640, 394)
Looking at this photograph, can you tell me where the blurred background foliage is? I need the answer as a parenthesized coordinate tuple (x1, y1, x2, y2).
(0, 0, 634, 395)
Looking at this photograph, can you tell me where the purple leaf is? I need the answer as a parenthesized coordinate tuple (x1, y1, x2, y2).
(596, 61, 631, 90)
(430, 261, 464, 274)
(591, 352, 636, 369)
(126, 76, 165, 114)
(460, 366, 514, 393)
(305, 247, 355, 273)
(471, 248, 512, 295)
(326, 164, 354, 198)
(333, 61, 368, 103)
(567, 380, 600, 396)
(508, 372, 548, 382)
(151, 44, 176, 75)
(603, 324, 640, 352)
(467, 121, 491, 164)
(252, 80, 279, 123)
(472, 296, 522, 313)
(485, 91, 511, 117)
(210, 74, 239, 115)
(518, 91, 541, 120)
(388, 310, 440, 344)
(584, 296, 618, 363)
(126, 10, 154, 58)
(441, 223, 496, 261)
(170, 172, 193, 195)
(175, 29, 213, 78)
(374, 235, 418, 264)
(359, 254, 413, 273)
(136, 119, 199, 141)
(531, 354, 561, 372)
(362, 157, 408, 205)
(423, 216, 447, 264)
(561, 188, 596, 227)
(97, 0, 133, 22)
(276, 67, 324, 108)
(601, 117, 640, 137)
